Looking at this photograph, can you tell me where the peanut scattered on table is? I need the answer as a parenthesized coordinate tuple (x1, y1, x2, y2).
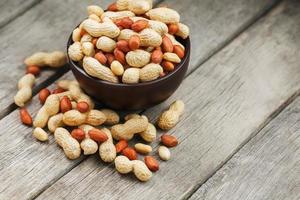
(100, 108, 120, 125)
(20, 108, 33, 126)
(124, 114, 156, 142)
(48, 113, 64, 132)
(14, 74, 35, 107)
(144, 156, 159, 172)
(115, 139, 128, 153)
(33, 94, 61, 128)
(161, 134, 178, 147)
(71, 128, 86, 141)
(158, 145, 171, 161)
(62, 109, 106, 126)
(54, 128, 81, 160)
(115, 156, 152, 181)
(134, 143, 152, 154)
(157, 100, 185, 130)
(99, 128, 117, 163)
(26, 65, 40, 76)
(33, 127, 49, 142)
(122, 147, 138, 160)
(25, 51, 67, 68)
(111, 116, 149, 140)
(38, 88, 51, 104)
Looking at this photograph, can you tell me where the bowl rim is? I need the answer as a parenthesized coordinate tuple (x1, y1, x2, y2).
(67, 29, 191, 87)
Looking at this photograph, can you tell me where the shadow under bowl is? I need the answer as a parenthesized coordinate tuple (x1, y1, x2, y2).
(67, 35, 190, 110)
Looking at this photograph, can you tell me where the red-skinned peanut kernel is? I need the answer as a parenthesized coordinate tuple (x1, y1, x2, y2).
(107, 2, 118, 11)
(173, 45, 185, 59)
(38, 88, 51, 104)
(71, 128, 85, 141)
(20, 108, 32, 126)
(115, 140, 128, 153)
(88, 129, 108, 143)
(131, 20, 149, 32)
(162, 35, 174, 52)
(116, 40, 131, 53)
(60, 96, 72, 113)
(151, 49, 163, 64)
(95, 52, 107, 65)
(122, 147, 137, 160)
(119, 17, 133, 29)
(144, 156, 159, 172)
(161, 61, 175, 72)
(76, 102, 89, 113)
(52, 88, 65, 94)
(161, 134, 178, 147)
(168, 23, 179, 34)
(26, 65, 40, 76)
(114, 48, 126, 65)
(105, 53, 115, 65)
(128, 35, 141, 50)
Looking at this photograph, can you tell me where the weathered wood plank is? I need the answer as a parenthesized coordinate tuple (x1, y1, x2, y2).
(0, 0, 108, 117)
(189, 97, 300, 200)
(0, 0, 278, 117)
(35, 0, 300, 199)
(0, 0, 41, 28)
(166, 0, 279, 72)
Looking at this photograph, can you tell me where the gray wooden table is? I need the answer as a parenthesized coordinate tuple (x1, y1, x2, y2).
(0, 0, 299, 199)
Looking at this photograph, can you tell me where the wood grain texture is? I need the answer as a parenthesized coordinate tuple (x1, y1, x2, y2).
(0, 0, 41, 28)
(0, 0, 108, 117)
(163, 0, 279, 72)
(35, 0, 300, 199)
(0, 0, 277, 117)
(189, 97, 300, 200)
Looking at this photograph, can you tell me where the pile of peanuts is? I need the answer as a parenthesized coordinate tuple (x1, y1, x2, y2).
(68, 0, 189, 84)
(14, 0, 187, 182)
(17, 78, 184, 182)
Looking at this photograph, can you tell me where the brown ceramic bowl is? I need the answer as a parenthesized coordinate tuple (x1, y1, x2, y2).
(67, 35, 190, 110)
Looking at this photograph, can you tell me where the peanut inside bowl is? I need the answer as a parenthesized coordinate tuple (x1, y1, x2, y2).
(67, 1, 190, 109)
